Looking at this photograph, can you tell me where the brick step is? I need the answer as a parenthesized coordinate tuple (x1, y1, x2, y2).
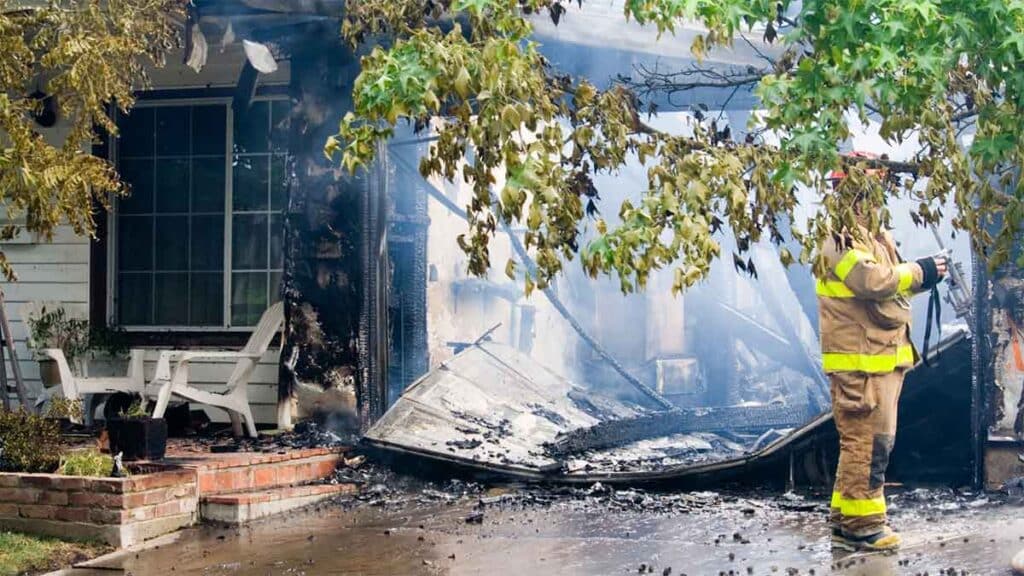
(200, 483, 358, 524)
(163, 448, 347, 496)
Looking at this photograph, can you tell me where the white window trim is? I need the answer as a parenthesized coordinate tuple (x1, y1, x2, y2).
(106, 95, 286, 332)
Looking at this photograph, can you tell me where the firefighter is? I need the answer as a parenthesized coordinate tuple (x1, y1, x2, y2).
(817, 153, 948, 551)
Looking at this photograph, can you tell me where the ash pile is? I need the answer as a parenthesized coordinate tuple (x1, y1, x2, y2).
(363, 341, 820, 482)
(169, 419, 356, 455)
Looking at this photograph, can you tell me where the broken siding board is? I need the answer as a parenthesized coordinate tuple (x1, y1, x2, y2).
(2, 243, 90, 264)
(0, 224, 93, 246)
(144, 46, 290, 90)
(2, 283, 91, 304)
(0, 264, 90, 282)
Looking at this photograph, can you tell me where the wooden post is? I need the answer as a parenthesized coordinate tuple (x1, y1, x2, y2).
(0, 289, 30, 412)
(0, 332, 9, 410)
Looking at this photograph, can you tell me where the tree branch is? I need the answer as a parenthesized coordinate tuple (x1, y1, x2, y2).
(621, 61, 769, 103)
(632, 116, 923, 175)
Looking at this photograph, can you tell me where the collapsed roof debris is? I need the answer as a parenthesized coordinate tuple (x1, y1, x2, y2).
(364, 340, 804, 480)
(364, 331, 973, 485)
(549, 403, 813, 457)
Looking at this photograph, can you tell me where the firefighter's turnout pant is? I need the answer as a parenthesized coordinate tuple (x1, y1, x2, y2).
(829, 368, 905, 535)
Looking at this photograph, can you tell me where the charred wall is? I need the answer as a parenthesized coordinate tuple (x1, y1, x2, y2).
(277, 27, 389, 429)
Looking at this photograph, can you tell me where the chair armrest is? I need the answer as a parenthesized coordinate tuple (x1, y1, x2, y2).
(151, 349, 264, 383)
(126, 349, 147, 384)
(159, 350, 265, 362)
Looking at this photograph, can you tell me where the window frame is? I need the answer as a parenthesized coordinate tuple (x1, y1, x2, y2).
(106, 94, 287, 333)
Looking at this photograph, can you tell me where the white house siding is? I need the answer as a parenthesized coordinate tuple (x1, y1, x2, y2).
(1, 44, 287, 425)
(1, 228, 91, 407)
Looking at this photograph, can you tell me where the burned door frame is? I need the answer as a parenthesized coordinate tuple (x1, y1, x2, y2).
(359, 140, 392, 425)
(972, 230, 1024, 487)
(384, 137, 431, 405)
(972, 250, 992, 487)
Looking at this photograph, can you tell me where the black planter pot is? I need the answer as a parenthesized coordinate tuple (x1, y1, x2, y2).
(107, 418, 167, 461)
(38, 358, 61, 388)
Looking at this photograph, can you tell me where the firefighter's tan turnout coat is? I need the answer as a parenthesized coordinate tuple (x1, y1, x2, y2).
(816, 225, 928, 535)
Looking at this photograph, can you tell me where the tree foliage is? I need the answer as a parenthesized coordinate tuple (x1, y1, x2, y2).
(332, 0, 1022, 294)
(0, 0, 180, 280)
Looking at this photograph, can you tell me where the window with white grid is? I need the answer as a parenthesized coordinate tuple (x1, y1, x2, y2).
(112, 99, 287, 329)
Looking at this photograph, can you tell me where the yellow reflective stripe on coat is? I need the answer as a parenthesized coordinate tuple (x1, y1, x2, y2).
(833, 494, 887, 517)
(896, 263, 915, 294)
(834, 249, 875, 281)
(821, 346, 915, 373)
(815, 279, 856, 298)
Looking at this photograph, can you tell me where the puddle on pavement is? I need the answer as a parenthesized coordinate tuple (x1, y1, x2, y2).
(67, 490, 1024, 576)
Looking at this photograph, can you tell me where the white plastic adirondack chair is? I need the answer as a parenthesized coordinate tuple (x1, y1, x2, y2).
(150, 302, 284, 438)
(39, 348, 147, 425)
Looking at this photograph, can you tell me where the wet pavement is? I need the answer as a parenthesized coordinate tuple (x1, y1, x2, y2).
(66, 485, 1024, 576)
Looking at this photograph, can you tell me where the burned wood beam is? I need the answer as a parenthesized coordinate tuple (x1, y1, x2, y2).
(548, 403, 814, 458)
(232, 60, 260, 113)
(194, 0, 346, 18)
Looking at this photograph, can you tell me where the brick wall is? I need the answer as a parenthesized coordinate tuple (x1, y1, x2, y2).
(0, 467, 197, 547)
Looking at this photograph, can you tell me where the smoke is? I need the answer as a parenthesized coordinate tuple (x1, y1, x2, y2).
(385, 103, 824, 419)
(369, 14, 834, 417)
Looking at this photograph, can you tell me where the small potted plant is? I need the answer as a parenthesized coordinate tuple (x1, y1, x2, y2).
(84, 324, 130, 377)
(25, 304, 129, 384)
(106, 397, 167, 461)
(25, 304, 90, 387)
(45, 396, 85, 433)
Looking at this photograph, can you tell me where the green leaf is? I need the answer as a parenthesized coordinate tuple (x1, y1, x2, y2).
(454, 66, 472, 99)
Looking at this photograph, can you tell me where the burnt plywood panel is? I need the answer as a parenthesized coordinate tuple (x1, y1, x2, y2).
(364, 341, 641, 474)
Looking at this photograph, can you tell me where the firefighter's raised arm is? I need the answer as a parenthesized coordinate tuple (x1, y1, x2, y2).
(819, 236, 943, 301)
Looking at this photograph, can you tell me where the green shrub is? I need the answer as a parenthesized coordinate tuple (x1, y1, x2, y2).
(0, 409, 61, 473)
(45, 397, 83, 421)
(58, 450, 112, 478)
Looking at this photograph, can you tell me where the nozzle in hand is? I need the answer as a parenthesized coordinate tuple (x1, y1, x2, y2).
(929, 249, 950, 280)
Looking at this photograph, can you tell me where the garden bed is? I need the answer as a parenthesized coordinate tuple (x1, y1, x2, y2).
(0, 464, 198, 547)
